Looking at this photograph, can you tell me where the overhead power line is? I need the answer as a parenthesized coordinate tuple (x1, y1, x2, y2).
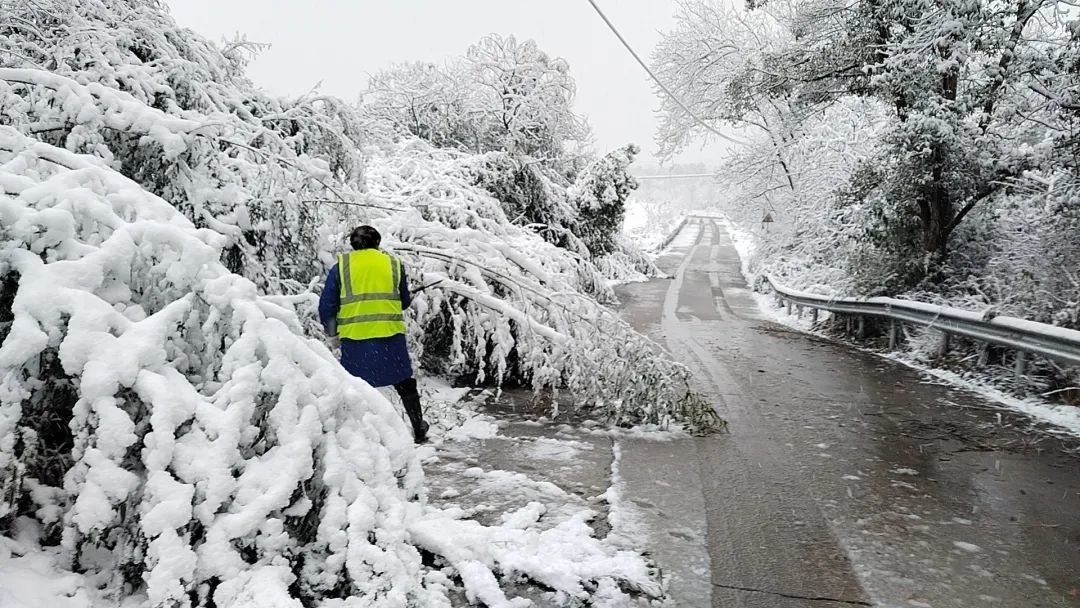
(633, 173, 718, 180)
(583, 0, 747, 147)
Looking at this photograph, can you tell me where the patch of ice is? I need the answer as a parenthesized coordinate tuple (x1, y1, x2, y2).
(953, 541, 982, 553)
(520, 438, 587, 462)
(1021, 573, 1048, 586)
(445, 417, 501, 441)
(418, 376, 473, 403)
(586, 424, 689, 441)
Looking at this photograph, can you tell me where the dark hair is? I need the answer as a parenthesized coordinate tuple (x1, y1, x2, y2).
(349, 225, 381, 250)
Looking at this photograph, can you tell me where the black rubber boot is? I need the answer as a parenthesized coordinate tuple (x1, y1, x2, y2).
(394, 378, 429, 444)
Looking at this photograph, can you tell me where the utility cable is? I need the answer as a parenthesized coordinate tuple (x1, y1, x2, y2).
(634, 173, 718, 180)
(583, 0, 747, 146)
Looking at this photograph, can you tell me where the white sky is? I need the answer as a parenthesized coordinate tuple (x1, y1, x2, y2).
(165, 0, 725, 167)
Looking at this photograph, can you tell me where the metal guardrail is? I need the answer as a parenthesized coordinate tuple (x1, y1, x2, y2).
(763, 275, 1080, 377)
(654, 216, 691, 252)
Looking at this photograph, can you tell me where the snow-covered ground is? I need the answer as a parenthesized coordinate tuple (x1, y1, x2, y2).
(1, 384, 666, 608)
(1, 529, 102, 608)
(722, 218, 1080, 438)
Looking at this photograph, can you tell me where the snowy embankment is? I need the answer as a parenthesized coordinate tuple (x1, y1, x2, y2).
(722, 218, 1080, 438)
(623, 201, 679, 252)
(0, 128, 662, 607)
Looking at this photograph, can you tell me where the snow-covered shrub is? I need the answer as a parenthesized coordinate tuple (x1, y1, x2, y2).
(942, 179, 1080, 330)
(361, 34, 588, 161)
(569, 144, 640, 257)
(460, 147, 654, 281)
(0, 127, 427, 606)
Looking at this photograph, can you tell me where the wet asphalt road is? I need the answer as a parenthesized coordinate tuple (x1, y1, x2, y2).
(616, 217, 1080, 608)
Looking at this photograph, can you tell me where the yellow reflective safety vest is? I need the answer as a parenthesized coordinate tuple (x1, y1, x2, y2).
(336, 249, 406, 340)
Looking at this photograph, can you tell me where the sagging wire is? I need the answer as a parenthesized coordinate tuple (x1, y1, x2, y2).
(583, 0, 748, 147)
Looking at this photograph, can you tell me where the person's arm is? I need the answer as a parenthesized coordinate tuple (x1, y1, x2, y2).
(318, 265, 341, 335)
(399, 264, 412, 310)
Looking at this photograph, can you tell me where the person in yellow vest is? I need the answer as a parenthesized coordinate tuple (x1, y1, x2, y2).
(318, 225, 429, 443)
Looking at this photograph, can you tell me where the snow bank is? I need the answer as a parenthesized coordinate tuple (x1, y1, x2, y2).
(410, 505, 661, 606)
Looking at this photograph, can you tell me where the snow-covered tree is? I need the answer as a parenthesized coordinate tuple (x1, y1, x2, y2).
(466, 34, 590, 160)
(766, 0, 1059, 273)
(0, 0, 369, 295)
(361, 61, 482, 151)
(362, 34, 591, 166)
(656, 0, 1080, 293)
(360, 35, 644, 272)
(570, 144, 640, 256)
(652, 0, 795, 165)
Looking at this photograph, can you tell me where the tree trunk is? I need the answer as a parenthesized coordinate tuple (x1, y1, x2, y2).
(924, 201, 952, 261)
(923, 144, 955, 270)
(921, 63, 961, 269)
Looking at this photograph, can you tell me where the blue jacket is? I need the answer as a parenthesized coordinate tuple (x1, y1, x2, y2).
(318, 260, 414, 387)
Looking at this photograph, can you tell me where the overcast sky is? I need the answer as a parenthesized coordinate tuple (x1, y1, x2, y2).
(166, 0, 724, 167)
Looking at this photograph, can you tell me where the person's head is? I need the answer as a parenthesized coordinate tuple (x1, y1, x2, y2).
(349, 225, 381, 250)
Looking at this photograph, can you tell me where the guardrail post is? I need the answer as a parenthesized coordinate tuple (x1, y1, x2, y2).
(1014, 351, 1027, 387)
(937, 332, 950, 359)
(796, 305, 804, 319)
(888, 320, 898, 350)
(786, 300, 793, 316)
(857, 315, 866, 338)
(977, 343, 989, 368)
(811, 308, 819, 324)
